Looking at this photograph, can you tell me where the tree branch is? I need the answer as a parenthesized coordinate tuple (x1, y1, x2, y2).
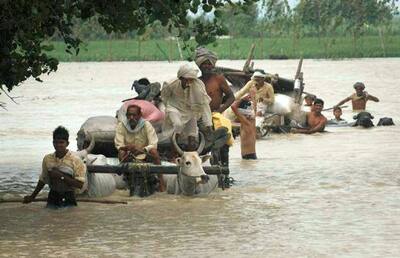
(0, 87, 22, 109)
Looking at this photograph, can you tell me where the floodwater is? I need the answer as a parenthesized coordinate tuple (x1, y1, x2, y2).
(1, 59, 400, 257)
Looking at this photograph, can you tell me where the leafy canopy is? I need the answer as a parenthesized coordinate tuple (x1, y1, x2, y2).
(0, 0, 257, 94)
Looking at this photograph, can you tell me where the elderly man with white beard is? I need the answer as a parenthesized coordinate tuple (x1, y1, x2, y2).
(160, 64, 213, 151)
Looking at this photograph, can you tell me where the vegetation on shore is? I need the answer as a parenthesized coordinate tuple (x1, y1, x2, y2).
(48, 34, 400, 62)
(1, 0, 399, 95)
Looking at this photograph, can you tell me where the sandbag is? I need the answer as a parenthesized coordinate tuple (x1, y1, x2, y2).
(266, 93, 295, 115)
(117, 99, 165, 129)
(77, 116, 118, 157)
(77, 116, 118, 149)
(86, 154, 117, 197)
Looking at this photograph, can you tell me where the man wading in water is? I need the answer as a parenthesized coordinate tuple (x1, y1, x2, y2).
(291, 98, 327, 134)
(23, 126, 87, 208)
(231, 96, 257, 159)
(335, 82, 379, 111)
(195, 47, 235, 165)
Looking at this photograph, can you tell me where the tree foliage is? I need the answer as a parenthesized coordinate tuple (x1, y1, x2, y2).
(0, 0, 257, 94)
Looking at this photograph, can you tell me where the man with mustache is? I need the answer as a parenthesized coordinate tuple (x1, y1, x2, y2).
(115, 104, 165, 191)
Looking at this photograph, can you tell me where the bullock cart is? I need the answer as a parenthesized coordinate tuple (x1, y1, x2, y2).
(77, 118, 232, 197)
(87, 163, 230, 197)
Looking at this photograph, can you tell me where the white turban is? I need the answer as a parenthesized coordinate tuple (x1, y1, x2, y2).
(194, 47, 218, 67)
(251, 71, 266, 80)
(177, 64, 198, 79)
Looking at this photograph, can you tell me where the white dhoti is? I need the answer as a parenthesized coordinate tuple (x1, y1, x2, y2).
(163, 106, 198, 138)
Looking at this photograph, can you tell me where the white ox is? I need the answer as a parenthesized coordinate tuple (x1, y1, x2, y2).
(75, 128, 219, 197)
(164, 133, 219, 196)
(74, 137, 123, 198)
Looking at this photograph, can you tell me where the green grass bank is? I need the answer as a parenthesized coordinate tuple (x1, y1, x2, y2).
(48, 35, 400, 61)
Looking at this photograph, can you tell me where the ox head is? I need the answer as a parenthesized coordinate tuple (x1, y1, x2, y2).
(172, 132, 211, 195)
(73, 135, 96, 160)
(353, 112, 374, 128)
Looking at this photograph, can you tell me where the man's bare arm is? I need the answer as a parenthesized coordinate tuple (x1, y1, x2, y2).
(218, 77, 235, 113)
(49, 169, 84, 189)
(336, 96, 351, 107)
(231, 101, 251, 126)
(293, 119, 327, 134)
(23, 180, 45, 203)
(367, 94, 379, 102)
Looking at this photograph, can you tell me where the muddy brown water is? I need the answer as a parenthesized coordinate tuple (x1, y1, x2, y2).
(1, 59, 400, 257)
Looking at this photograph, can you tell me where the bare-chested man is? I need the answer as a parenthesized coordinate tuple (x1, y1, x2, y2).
(335, 82, 379, 111)
(195, 47, 235, 165)
(231, 96, 257, 159)
(195, 49, 235, 113)
(291, 98, 327, 134)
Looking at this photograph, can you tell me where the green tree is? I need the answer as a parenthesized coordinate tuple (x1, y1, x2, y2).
(0, 0, 257, 95)
(294, 0, 343, 57)
(339, 0, 398, 55)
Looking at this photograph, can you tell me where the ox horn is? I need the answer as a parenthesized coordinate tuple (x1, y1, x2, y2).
(196, 132, 205, 154)
(85, 135, 96, 154)
(172, 132, 184, 155)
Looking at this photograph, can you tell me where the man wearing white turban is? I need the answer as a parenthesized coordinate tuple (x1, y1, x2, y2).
(160, 64, 213, 150)
(230, 71, 275, 117)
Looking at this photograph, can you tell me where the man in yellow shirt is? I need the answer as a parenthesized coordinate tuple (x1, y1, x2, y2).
(23, 126, 87, 208)
(115, 104, 165, 191)
(235, 71, 275, 114)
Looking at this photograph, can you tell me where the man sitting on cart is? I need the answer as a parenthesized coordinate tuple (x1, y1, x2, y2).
(114, 104, 165, 191)
(160, 63, 213, 151)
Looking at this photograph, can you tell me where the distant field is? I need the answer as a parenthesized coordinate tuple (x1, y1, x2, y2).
(47, 35, 400, 61)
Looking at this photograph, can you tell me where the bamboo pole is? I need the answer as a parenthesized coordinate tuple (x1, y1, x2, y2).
(378, 27, 386, 57)
(0, 198, 127, 204)
(176, 38, 184, 60)
(242, 43, 256, 72)
(87, 164, 230, 175)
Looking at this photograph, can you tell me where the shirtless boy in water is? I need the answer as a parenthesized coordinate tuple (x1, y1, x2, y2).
(292, 98, 327, 134)
(335, 82, 379, 111)
(231, 96, 257, 159)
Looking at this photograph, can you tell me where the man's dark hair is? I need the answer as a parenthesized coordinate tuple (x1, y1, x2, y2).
(127, 104, 142, 114)
(53, 126, 69, 141)
(305, 94, 316, 100)
(313, 98, 324, 106)
(239, 99, 252, 109)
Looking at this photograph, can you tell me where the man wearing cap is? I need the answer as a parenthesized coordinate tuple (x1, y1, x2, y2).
(160, 63, 213, 151)
(335, 82, 379, 111)
(234, 71, 275, 116)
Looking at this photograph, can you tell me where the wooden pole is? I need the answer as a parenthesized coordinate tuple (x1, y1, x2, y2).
(176, 38, 184, 60)
(378, 27, 386, 57)
(242, 43, 256, 72)
(87, 164, 230, 175)
(0, 198, 127, 204)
